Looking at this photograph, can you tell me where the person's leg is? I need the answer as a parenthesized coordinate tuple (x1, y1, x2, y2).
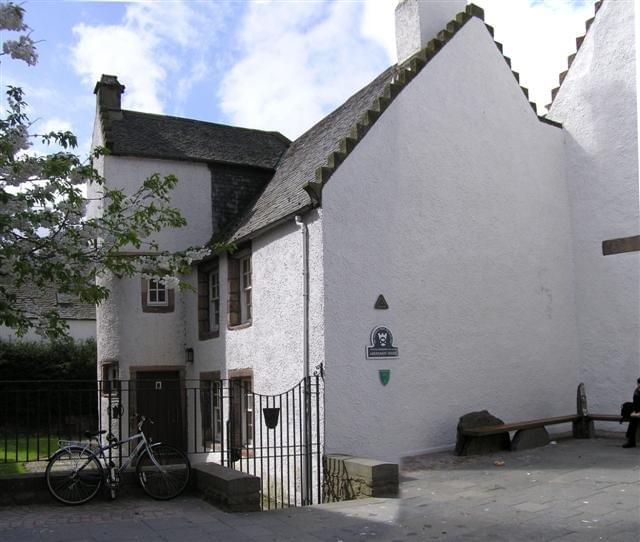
(623, 419, 638, 447)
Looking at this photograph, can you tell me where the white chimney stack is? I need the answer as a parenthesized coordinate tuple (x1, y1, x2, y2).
(395, 0, 467, 64)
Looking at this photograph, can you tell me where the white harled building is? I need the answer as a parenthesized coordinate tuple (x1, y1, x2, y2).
(90, 0, 638, 463)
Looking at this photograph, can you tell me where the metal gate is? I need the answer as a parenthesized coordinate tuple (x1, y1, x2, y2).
(215, 375, 324, 509)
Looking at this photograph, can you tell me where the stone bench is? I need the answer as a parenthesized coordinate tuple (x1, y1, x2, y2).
(456, 383, 631, 455)
(192, 462, 260, 512)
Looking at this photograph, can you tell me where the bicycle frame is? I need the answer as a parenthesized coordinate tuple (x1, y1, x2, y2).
(58, 430, 165, 476)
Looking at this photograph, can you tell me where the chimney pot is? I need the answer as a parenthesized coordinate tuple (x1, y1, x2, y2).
(93, 74, 125, 111)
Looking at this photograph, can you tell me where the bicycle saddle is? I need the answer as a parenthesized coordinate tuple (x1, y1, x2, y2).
(83, 430, 107, 438)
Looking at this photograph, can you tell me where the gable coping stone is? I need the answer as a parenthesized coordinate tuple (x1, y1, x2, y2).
(547, 0, 605, 109)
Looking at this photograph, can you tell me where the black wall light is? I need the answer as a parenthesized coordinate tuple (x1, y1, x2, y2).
(185, 348, 194, 363)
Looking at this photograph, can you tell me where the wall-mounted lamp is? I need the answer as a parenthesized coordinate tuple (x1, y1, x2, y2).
(185, 348, 194, 363)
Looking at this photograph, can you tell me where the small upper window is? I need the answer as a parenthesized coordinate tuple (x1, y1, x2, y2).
(141, 277, 174, 313)
(147, 278, 168, 306)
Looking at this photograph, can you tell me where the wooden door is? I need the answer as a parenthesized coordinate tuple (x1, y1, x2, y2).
(135, 371, 185, 450)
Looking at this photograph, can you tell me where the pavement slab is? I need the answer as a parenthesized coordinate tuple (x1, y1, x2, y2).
(0, 433, 638, 541)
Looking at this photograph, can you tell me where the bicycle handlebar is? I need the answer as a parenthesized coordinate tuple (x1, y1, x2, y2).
(135, 414, 154, 432)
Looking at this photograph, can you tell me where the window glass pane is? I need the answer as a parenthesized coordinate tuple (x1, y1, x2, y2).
(149, 290, 157, 303)
(157, 288, 166, 302)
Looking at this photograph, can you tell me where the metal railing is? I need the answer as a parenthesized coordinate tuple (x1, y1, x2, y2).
(0, 376, 324, 509)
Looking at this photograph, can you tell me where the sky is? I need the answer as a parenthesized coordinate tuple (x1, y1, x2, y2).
(1, 0, 598, 158)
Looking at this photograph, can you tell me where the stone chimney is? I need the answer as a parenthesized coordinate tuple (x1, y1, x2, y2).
(93, 74, 125, 111)
(395, 0, 467, 64)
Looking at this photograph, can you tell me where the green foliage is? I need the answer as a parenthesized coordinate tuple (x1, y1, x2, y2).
(0, 338, 97, 381)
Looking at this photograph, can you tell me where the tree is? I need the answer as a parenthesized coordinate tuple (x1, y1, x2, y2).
(0, 2, 211, 339)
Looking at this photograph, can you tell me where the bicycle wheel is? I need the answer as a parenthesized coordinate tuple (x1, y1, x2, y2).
(45, 447, 103, 505)
(136, 444, 190, 500)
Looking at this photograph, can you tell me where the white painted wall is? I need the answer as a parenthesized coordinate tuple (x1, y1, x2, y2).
(322, 18, 580, 461)
(102, 156, 213, 252)
(184, 210, 324, 395)
(549, 0, 639, 414)
(94, 154, 212, 370)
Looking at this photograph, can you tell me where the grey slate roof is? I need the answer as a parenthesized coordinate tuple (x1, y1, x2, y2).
(7, 283, 96, 321)
(106, 110, 290, 170)
(227, 65, 399, 242)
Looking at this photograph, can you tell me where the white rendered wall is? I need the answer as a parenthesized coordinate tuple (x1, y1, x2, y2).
(322, 18, 579, 461)
(184, 210, 324, 395)
(94, 155, 212, 370)
(549, 0, 639, 414)
(102, 156, 213, 252)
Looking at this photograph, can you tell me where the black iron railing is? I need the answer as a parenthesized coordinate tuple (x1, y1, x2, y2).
(0, 376, 324, 509)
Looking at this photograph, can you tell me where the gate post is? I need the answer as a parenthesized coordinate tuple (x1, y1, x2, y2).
(302, 375, 313, 505)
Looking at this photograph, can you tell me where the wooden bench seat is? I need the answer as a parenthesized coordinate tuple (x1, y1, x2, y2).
(462, 415, 579, 437)
(588, 414, 623, 423)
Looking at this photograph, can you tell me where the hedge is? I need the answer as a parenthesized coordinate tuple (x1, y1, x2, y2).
(0, 338, 96, 381)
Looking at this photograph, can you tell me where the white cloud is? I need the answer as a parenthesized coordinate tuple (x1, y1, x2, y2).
(70, 1, 228, 114)
(71, 22, 165, 113)
(219, 0, 594, 139)
(218, 1, 390, 139)
(361, 0, 397, 63)
(37, 117, 74, 135)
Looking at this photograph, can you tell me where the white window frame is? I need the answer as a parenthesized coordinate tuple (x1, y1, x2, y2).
(147, 278, 168, 306)
(209, 269, 220, 332)
(240, 255, 252, 323)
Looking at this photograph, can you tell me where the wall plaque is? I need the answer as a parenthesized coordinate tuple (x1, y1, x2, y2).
(379, 369, 391, 386)
(366, 326, 398, 359)
(374, 295, 389, 309)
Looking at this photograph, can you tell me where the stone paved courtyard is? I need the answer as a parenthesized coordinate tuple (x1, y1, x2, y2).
(0, 432, 638, 541)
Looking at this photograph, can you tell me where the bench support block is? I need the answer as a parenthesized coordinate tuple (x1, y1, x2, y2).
(511, 427, 550, 451)
(572, 417, 595, 439)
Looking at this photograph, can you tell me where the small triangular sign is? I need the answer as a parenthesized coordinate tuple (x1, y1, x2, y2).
(374, 294, 389, 309)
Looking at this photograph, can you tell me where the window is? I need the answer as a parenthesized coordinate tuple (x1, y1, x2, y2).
(241, 256, 252, 322)
(209, 270, 220, 331)
(197, 259, 220, 340)
(147, 278, 167, 306)
(231, 376, 253, 448)
(228, 246, 252, 328)
(200, 372, 221, 451)
(141, 277, 175, 313)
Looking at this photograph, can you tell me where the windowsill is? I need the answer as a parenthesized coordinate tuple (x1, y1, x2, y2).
(198, 330, 220, 341)
(142, 305, 174, 313)
(228, 320, 252, 331)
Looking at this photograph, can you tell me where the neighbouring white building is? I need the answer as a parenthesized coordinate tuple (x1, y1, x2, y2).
(90, 0, 638, 464)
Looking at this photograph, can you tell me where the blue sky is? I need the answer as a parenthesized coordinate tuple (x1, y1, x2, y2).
(2, 0, 595, 157)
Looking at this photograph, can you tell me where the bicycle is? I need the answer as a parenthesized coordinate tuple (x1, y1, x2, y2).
(45, 415, 190, 505)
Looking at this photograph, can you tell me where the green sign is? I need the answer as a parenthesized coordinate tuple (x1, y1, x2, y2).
(379, 369, 391, 386)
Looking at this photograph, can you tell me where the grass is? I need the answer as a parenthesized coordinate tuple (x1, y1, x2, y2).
(0, 462, 25, 475)
(0, 435, 61, 475)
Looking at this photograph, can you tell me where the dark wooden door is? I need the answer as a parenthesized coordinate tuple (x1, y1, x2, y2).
(135, 371, 185, 450)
